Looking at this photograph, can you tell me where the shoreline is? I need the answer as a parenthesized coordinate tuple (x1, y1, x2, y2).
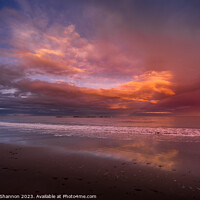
(0, 142, 200, 199)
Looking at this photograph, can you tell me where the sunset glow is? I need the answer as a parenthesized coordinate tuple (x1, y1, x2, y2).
(0, 0, 200, 116)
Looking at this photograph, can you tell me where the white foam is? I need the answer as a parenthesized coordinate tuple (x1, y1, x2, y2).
(0, 121, 200, 139)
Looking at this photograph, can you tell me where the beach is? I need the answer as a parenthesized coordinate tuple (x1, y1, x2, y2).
(1, 0, 200, 198)
(0, 116, 200, 199)
(0, 139, 200, 199)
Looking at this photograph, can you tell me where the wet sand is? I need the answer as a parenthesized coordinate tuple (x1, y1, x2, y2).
(0, 142, 200, 200)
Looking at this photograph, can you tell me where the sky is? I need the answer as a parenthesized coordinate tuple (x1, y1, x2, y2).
(0, 0, 200, 116)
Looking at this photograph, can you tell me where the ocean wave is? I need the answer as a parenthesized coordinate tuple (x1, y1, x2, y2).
(0, 121, 200, 139)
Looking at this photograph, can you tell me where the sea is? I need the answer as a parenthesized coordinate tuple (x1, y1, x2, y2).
(0, 115, 200, 174)
(0, 115, 200, 141)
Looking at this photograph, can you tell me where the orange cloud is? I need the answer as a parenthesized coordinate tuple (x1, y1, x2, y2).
(121, 71, 175, 96)
(21, 52, 85, 75)
(80, 71, 175, 108)
(3, 16, 91, 76)
(15, 70, 175, 112)
(34, 49, 64, 57)
(108, 103, 128, 109)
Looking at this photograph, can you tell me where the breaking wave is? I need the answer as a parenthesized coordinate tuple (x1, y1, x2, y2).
(0, 121, 200, 139)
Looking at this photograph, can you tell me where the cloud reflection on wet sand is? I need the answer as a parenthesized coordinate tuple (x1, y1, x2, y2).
(69, 140, 179, 171)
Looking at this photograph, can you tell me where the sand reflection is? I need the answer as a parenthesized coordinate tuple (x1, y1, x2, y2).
(80, 140, 178, 171)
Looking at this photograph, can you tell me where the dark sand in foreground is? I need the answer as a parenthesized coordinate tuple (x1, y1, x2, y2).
(0, 143, 200, 200)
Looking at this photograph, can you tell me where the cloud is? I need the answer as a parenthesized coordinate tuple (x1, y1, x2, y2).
(0, 0, 200, 115)
(3, 15, 92, 76)
(4, 70, 173, 115)
(155, 82, 200, 115)
(0, 65, 24, 88)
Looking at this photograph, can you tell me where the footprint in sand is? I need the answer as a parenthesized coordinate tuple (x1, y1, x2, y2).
(121, 162, 126, 165)
(2, 167, 8, 170)
(151, 189, 159, 193)
(134, 188, 142, 191)
(125, 192, 131, 195)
